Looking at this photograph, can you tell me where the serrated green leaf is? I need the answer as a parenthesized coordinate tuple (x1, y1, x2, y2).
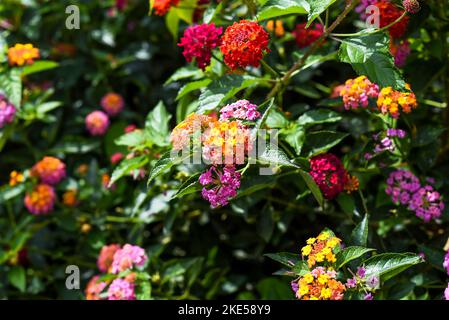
(257, 0, 309, 21)
(297, 109, 342, 126)
(176, 79, 212, 100)
(305, 0, 337, 27)
(110, 156, 147, 186)
(351, 213, 369, 246)
(264, 252, 301, 267)
(305, 131, 348, 156)
(363, 253, 424, 281)
(8, 266, 26, 292)
(145, 101, 172, 147)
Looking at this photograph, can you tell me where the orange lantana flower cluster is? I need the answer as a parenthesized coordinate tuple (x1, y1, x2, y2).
(377, 85, 417, 118)
(7, 43, 40, 66)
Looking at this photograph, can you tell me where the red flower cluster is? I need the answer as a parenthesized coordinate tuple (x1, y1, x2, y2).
(153, 0, 179, 16)
(292, 23, 324, 48)
(376, 1, 409, 39)
(178, 23, 223, 70)
(220, 20, 270, 70)
(309, 154, 348, 200)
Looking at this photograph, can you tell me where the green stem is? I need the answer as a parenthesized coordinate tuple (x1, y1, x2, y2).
(260, 59, 282, 77)
(331, 11, 407, 37)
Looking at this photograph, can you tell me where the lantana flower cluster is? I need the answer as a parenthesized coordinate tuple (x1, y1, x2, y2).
(377, 85, 417, 118)
(292, 23, 324, 48)
(152, 0, 179, 16)
(309, 153, 358, 200)
(293, 267, 346, 300)
(301, 231, 341, 268)
(86, 243, 148, 300)
(0, 93, 17, 128)
(345, 267, 379, 300)
(7, 43, 40, 66)
(339, 76, 380, 110)
(386, 169, 444, 222)
(24, 156, 66, 215)
(101, 92, 125, 116)
(170, 100, 261, 208)
(375, 1, 409, 39)
(178, 23, 222, 70)
(365, 128, 407, 160)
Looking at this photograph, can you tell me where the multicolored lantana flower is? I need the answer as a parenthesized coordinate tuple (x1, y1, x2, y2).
(309, 153, 349, 200)
(199, 165, 241, 208)
(98, 244, 121, 273)
(111, 244, 148, 274)
(292, 22, 324, 48)
(377, 85, 417, 118)
(0, 94, 17, 128)
(85, 110, 110, 136)
(152, 0, 179, 16)
(170, 113, 213, 151)
(24, 184, 56, 215)
(339, 76, 379, 110)
(7, 43, 40, 66)
(345, 267, 379, 300)
(31, 156, 66, 185)
(301, 231, 341, 268)
(293, 267, 345, 300)
(386, 169, 444, 222)
(220, 20, 270, 70)
(62, 189, 78, 207)
(101, 92, 124, 116)
(375, 1, 409, 39)
(178, 23, 223, 70)
(85, 276, 108, 300)
(107, 278, 136, 300)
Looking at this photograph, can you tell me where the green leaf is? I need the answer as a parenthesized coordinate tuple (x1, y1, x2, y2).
(297, 109, 342, 126)
(148, 151, 189, 184)
(305, 131, 348, 156)
(0, 184, 26, 202)
(413, 126, 446, 147)
(197, 75, 266, 114)
(115, 130, 146, 147)
(165, 66, 203, 85)
(282, 125, 305, 155)
(176, 79, 212, 100)
(336, 193, 355, 215)
(36, 101, 62, 114)
(257, 0, 309, 21)
(258, 147, 300, 168)
(174, 0, 197, 24)
(305, 0, 337, 27)
(203, 2, 223, 23)
(172, 173, 202, 199)
(110, 156, 147, 186)
(338, 33, 406, 90)
(363, 253, 424, 281)
(165, 9, 180, 40)
(145, 101, 172, 147)
(298, 169, 324, 207)
(21, 60, 59, 76)
(351, 213, 369, 246)
(336, 246, 375, 268)
(264, 252, 301, 267)
(8, 266, 26, 292)
(0, 68, 22, 108)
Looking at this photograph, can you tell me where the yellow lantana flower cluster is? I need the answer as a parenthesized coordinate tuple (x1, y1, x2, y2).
(296, 266, 345, 300)
(7, 43, 40, 66)
(301, 231, 341, 268)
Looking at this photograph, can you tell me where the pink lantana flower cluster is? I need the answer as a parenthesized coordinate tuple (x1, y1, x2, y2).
(0, 93, 16, 128)
(339, 76, 380, 110)
(386, 169, 445, 222)
(178, 23, 222, 70)
(365, 128, 407, 160)
(219, 100, 261, 122)
(199, 165, 241, 208)
(86, 243, 148, 300)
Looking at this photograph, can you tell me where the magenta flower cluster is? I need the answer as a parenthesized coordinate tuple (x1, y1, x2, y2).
(178, 23, 222, 70)
(393, 40, 411, 67)
(219, 99, 261, 122)
(111, 244, 148, 274)
(386, 169, 444, 222)
(355, 0, 381, 19)
(108, 278, 136, 300)
(199, 165, 241, 208)
(0, 94, 16, 128)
